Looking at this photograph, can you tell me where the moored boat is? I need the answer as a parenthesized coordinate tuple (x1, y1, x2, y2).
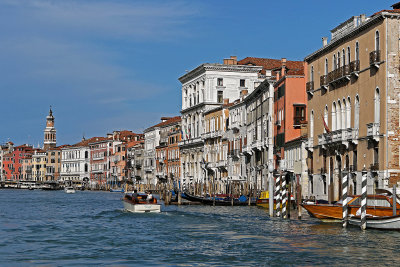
(110, 188, 124, 193)
(122, 192, 161, 213)
(348, 215, 400, 230)
(301, 194, 399, 221)
(181, 192, 254, 206)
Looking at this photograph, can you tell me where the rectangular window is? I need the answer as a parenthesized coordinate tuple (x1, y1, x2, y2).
(217, 91, 223, 103)
(240, 79, 245, 87)
(293, 105, 306, 126)
(217, 78, 223, 86)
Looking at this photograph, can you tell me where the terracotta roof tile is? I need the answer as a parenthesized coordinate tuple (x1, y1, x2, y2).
(238, 57, 304, 76)
(146, 116, 181, 131)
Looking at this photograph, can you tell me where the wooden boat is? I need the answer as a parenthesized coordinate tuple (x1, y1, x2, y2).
(122, 193, 161, 213)
(181, 192, 255, 206)
(348, 215, 400, 230)
(301, 194, 399, 221)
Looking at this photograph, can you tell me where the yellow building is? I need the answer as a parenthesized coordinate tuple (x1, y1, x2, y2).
(305, 5, 400, 201)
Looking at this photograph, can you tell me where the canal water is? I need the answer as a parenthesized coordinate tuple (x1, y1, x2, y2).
(1, 189, 400, 266)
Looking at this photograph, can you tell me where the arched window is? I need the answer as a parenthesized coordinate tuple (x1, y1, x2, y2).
(311, 66, 314, 82)
(332, 102, 337, 131)
(325, 58, 328, 75)
(342, 49, 345, 66)
(342, 99, 347, 129)
(337, 52, 341, 68)
(375, 31, 380, 51)
(337, 100, 342, 130)
(310, 110, 314, 138)
(347, 47, 351, 65)
(375, 88, 380, 124)
(333, 55, 337, 70)
(355, 95, 360, 129)
(355, 42, 359, 62)
(324, 106, 329, 133)
(347, 97, 351, 128)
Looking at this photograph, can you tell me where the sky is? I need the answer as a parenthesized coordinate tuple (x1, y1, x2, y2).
(0, 0, 387, 146)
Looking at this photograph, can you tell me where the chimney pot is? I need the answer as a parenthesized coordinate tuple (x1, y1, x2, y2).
(322, 37, 328, 47)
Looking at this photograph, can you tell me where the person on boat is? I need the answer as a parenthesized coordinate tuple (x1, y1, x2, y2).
(132, 190, 138, 202)
(147, 191, 153, 203)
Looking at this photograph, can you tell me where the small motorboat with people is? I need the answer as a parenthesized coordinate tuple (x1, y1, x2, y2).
(301, 193, 400, 222)
(64, 187, 76, 194)
(122, 191, 161, 213)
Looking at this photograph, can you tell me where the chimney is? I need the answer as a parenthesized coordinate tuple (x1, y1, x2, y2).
(223, 56, 238, 65)
(360, 14, 366, 23)
(223, 98, 229, 105)
(322, 37, 328, 47)
(240, 89, 248, 100)
(392, 2, 400, 9)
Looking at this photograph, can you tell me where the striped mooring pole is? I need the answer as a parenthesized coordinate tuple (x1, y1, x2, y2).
(275, 173, 281, 217)
(342, 170, 348, 228)
(282, 176, 287, 219)
(360, 167, 368, 230)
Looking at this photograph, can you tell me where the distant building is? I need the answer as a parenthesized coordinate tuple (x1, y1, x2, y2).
(0, 142, 14, 181)
(32, 149, 46, 182)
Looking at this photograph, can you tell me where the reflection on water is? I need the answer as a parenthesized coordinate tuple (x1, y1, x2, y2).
(0, 189, 399, 266)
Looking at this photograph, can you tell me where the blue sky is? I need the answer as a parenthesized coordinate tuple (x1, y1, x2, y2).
(0, 0, 386, 146)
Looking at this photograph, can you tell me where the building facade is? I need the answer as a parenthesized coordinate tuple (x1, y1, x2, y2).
(305, 6, 400, 201)
(179, 56, 263, 188)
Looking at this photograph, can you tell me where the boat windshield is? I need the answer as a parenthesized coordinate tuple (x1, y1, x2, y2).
(335, 196, 354, 205)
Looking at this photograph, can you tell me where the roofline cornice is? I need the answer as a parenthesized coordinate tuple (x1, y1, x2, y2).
(178, 64, 263, 84)
(304, 13, 390, 62)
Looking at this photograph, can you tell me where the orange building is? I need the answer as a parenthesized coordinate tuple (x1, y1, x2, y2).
(273, 59, 307, 170)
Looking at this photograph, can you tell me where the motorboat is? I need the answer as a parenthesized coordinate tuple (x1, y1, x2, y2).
(64, 187, 76, 194)
(348, 215, 400, 230)
(122, 192, 161, 213)
(301, 194, 399, 222)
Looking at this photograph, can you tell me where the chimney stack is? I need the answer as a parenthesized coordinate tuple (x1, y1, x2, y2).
(223, 98, 229, 105)
(360, 14, 366, 23)
(322, 37, 328, 47)
(223, 56, 238, 65)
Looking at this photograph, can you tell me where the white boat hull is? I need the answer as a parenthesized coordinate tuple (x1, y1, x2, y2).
(64, 188, 76, 194)
(349, 216, 400, 230)
(123, 200, 161, 213)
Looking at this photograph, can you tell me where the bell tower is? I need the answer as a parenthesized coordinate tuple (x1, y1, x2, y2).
(44, 106, 56, 150)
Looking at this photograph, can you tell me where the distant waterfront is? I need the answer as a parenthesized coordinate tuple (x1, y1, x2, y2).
(1, 189, 399, 266)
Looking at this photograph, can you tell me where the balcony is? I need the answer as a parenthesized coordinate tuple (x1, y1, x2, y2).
(306, 81, 314, 96)
(318, 133, 331, 149)
(367, 123, 380, 142)
(369, 50, 380, 67)
(178, 137, 204, 148)
(327, 65, 351, 87)
(349, 60, 360, 75)
(320, 75, 328, 89)
(229, 149, 240, 160)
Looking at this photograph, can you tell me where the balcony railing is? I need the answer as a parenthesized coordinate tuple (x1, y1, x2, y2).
(306, 81, 314, 94)
(349, 60, 360, 73)
(320, 75, 328, 87)
(367, 123, 380, 141)
(369, 50, 380, 65)
(229, 149, 240, 159)
(327, 65, 350, 84)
